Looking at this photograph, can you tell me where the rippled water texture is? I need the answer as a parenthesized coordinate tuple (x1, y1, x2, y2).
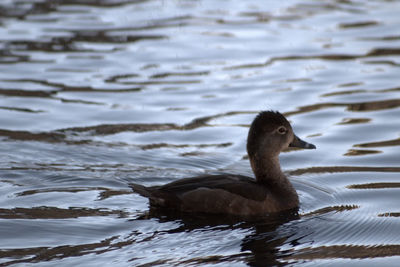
(1, 0, 400, 266)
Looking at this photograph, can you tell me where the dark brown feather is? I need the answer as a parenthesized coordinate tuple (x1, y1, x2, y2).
(131, 175, 269, 205)
(158, 174, 269, 202)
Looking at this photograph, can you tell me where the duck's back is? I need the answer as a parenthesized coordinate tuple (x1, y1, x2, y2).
(130, 174, 298, 216)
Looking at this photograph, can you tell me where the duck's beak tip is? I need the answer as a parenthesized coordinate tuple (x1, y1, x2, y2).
(290, 135, 316, 150)
(306, 143, 316, 149)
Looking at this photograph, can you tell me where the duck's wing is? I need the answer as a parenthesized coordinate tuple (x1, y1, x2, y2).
(130, 174, 270, 211)
(159, 174, 268, 201)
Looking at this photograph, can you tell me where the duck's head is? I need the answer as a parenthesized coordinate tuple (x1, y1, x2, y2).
(247, 111, 315, 160)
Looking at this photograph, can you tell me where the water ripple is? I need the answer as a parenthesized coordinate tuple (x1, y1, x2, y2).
(1, 0, 400, 266)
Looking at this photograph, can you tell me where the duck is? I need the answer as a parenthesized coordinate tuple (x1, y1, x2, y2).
(130, 111, 316, 216)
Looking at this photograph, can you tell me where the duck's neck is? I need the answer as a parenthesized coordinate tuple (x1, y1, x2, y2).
(250, 154, 297, 195)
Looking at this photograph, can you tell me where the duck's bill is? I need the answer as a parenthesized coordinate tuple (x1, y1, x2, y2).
(289, 135, 316, 149)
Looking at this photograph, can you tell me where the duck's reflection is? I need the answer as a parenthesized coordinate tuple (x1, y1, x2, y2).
(137, 207, 299, 266)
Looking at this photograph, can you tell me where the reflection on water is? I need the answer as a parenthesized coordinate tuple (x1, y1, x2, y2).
(1, 0, 400, 266)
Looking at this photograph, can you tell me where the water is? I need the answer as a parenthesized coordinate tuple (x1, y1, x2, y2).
(1, 0, 400, 266)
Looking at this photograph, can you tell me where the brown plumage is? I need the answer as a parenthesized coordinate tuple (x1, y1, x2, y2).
(130, 111, 316, 216)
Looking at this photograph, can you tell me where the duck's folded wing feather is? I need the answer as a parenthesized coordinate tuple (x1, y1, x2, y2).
(158, 174, 269, 202)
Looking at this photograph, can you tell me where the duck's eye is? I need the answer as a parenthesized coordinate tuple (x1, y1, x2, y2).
(277, 126, 287, 135)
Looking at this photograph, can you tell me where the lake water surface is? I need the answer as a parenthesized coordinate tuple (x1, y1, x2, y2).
(1, 0, 400, 266)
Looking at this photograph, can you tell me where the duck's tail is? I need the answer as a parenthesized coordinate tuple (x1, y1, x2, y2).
(130, 183, 178, 208)
(130, 183, 155, 199)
